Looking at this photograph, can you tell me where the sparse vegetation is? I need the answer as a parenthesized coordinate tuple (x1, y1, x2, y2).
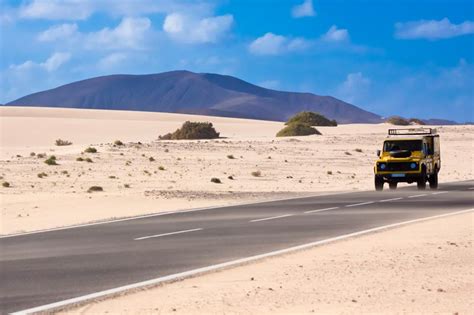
(124, 184, 130, 188)
(386, 116, 410, 126)
(409, 118, 426, 125)
(210, 177, 222, 184)
(345, 151, 352, 155)
(327, 171, 333, 175)
(251, 170, 262, 177)
(227, 155, 235, 159)
(84, 147, 97, 153)
(228, 175, 234, 180)
(149, 157, 155, 162)
(55, 139, 72, 146)
(85, 158, 93, 163)
(158, 166, 165, 171)
(114, 140, 124, 146)
(355, 148, 363, 153)
(76, 157, 84, 161)
(276, 122, 321, 137)
(87, 186, 103, 193)
(37, 153, 46, 159)
(2, 181, 10, 188)
(159, 121, 220, 140)
(44, 156, 58, 166)
(30, 152, 36, 157)
(285, 111, 337, 126)
(37, 172, 48, 178)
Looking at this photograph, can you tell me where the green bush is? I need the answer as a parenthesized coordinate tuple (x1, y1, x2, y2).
(409, 118, 426, 125)
(55, 139, 72, 146)
(44, 156, 58, 165)
(159, 121, 220, 140)
(386, 116, 410, 126)
(276, 122, 321, 137)
(84, 147, 97, 153)
(87, 186, 103, 193)
(285, 111, 337, 126)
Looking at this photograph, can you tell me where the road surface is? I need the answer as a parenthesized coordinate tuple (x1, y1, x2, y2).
(1, 180, 473, 314)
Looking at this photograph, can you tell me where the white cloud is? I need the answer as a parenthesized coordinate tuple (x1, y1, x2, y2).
(10, 52, 71, 72)
(38, 23, 78, 41)
(291, 0, 315, 18)
(20, 0, 94, 20)
(18, 0, 211, 21)
(249, 32, 309, 55)
(336, 72, 371, 104)
(98, 53, 128, 69)
(322, 25, 349, 42)
(86, 17, 151, 49)
(163, 13, 233, 44)
(395, 18, 474, 40)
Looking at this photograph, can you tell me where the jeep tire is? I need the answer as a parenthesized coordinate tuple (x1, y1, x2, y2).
(417, 168, 427, 190)
(375, 176, 384, 191)
(429, 171, 439, 189)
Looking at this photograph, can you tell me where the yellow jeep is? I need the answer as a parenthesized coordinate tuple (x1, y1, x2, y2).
(374, 128, 440, 191)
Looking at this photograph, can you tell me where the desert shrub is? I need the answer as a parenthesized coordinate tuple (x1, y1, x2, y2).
(84, 147, 97, 153)
(276, 123, 321, 137)
(159, 121, 220, 140)
(37, 172, 48, 178)
(227, 155, 235, 159)
(251, 170, 262, 177)
(37, 153, 46, 159)
(149, 157, 155, 162)
(30, 152, 36, 157)
(124, 184, 130, 188)
(210, 177, 222, 184)
(158, 166, 165, 171)
(386, 116, 410, 126)
(114, 140, 124, 146)
(44, 156, 58, 165)
(355, 148, 363, 153)
(409, 118, 426, 125)
(228, 175, 234, 180)
(286, 111, 337, 127)
(76, 157, 84, 161)
(87, 186, 103, 193)
(327, 171, 333, 175)
(2, 181, 10, 187)
(55, 139, 72, 146)
(345, 151, 352, 155)
(85, 158, 93, 163)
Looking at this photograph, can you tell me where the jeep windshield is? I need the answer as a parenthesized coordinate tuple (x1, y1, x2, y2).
(383, 140, 422, 152)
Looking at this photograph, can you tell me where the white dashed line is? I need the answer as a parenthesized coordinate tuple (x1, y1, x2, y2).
(345, 201, 375, 208)
(408, 194, 428, 198)
(432, 191, 449, 195)
(134, 228, 203, 241)
(250, 214, 293, 223)
(304, 207, 339, 214)
(379, 197, 403, 203)
(468, 187, 474, 190)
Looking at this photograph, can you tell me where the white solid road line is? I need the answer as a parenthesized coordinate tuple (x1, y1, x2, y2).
(134, 228, 203, 241)
(250, 214, 293, 223)
(304, 207, 339, 214)
(431, 191, 449, 195)
(13, 208, 474, 315)
(345, 201, 374, 208)
(379, 197, 403, 203)
(408, 194, 428, 198)
(468, 187, 474, 190)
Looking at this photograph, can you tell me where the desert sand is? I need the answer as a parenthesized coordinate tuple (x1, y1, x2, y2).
(66, 211, 473, 315)
(1, 106, 473, 234)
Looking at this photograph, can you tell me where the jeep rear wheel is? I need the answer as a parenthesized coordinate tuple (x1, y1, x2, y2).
(389, 182, 398, 190)
(429, 171, 438, 189)
(417, 168, 427, 190)
(375, 176, 384, 191)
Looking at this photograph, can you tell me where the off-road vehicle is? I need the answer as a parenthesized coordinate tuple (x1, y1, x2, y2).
(374, 128, 440, 191)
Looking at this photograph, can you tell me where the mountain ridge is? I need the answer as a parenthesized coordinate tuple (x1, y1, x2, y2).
(7, 70, 382, 123)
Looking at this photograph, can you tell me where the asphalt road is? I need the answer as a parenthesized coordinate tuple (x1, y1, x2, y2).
(1, 180, 473, 314)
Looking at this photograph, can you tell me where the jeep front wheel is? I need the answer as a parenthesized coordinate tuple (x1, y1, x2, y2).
(417, 168, 427, 190)
(375, 176, 384, 191)
(429, 171, 438, 189)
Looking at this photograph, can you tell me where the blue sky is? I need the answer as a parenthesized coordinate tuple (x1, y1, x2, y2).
(1, 0, 473, 122)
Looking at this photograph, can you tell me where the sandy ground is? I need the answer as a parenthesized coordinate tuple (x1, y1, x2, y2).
(66, 211, 474, 315)
(1, 106, 473, 235)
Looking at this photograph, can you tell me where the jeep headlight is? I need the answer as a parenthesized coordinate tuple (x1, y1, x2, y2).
(379, 163, 386, 170)
(410, 162, 417, 169)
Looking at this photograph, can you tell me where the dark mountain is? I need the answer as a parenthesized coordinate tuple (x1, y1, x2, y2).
(422, 118, 459, 126)
(7, 70, 382, 123)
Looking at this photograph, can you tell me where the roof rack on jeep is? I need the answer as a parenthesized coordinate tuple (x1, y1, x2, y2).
(388, 128, 437, 136)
